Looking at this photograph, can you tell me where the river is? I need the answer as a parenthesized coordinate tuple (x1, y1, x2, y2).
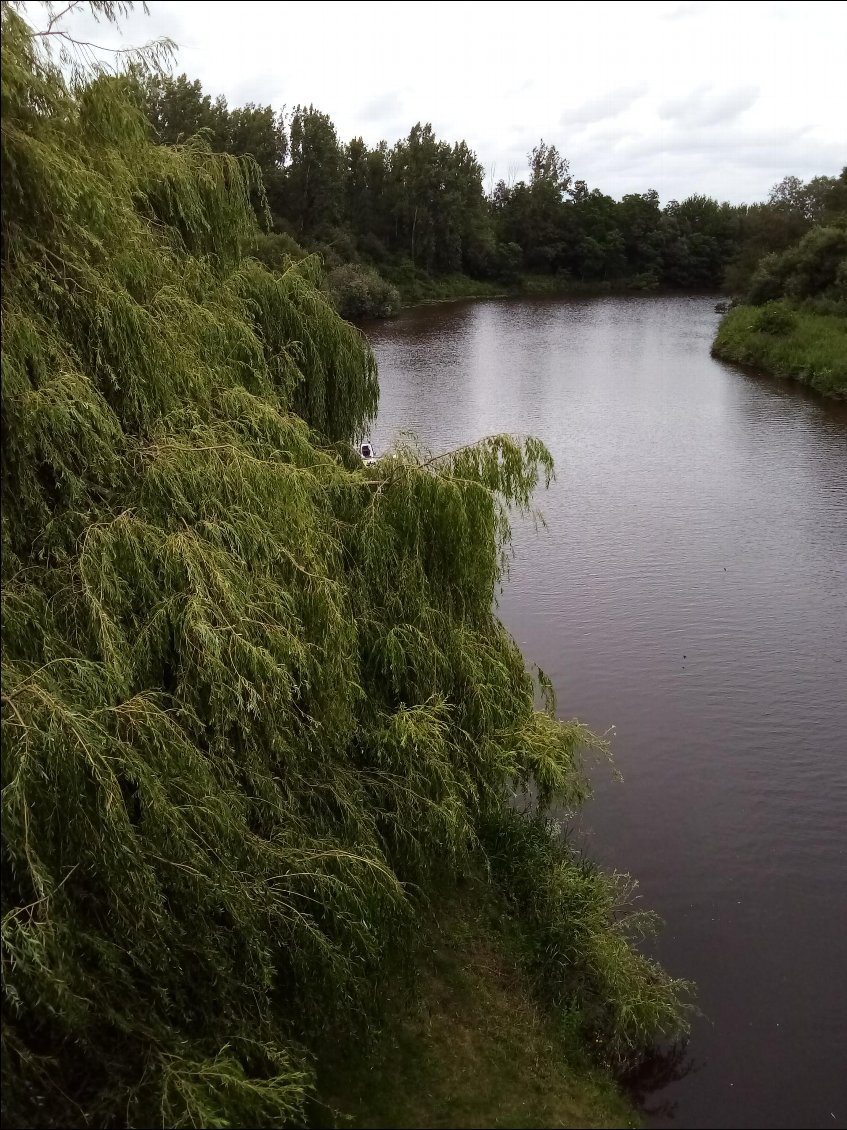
(365, 294, 847, 1130)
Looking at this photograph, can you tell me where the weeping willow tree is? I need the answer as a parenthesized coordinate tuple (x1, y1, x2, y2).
(1, 5, 689, 1127)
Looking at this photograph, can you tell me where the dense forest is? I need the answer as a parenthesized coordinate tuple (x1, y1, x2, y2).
(138, 71, 847, 317)
(1, 5, 689, 1129)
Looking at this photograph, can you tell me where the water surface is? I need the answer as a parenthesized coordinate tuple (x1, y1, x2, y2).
(366, 295, 847, 1130)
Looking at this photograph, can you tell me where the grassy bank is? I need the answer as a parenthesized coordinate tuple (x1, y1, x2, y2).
(318, 881, 641, 1130)
(515, 274, 663, 297)
(386, 266, 509, 306)
(387, 269, 671, 311)
(712, 304, 847, 398)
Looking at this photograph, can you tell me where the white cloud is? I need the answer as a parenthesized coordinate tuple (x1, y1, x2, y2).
(360, 92, 405, 123)
(659, 84, 759, 127)
(560, 83, 648, 128)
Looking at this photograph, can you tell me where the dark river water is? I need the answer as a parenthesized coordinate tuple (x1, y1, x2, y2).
(365, 295, 847, 1130)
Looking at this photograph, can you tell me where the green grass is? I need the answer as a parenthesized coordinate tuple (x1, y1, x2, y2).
(316, 882, 642, 1130)
(385, 267, 508, 307)
(516, 274, 626, 296)
(712, 304, 847, 398)
(390, 270, 663, 310)
(397, 272, 589, 308)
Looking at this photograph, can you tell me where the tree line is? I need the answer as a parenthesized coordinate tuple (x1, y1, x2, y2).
(139, 73, 846, 315)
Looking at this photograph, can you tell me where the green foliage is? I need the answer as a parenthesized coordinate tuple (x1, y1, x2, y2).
(283, 105, 345, 238)
(768, 170, 847, 226)
(158, 1044, 312, 1130)
(325, 264, 400, 321)
(137, 61, 847, 308)
(251, 230, 308, 273)
(716, 191, 847, 397)
(746, 224, 847, 310)
(716, 176, 846, 398)
(712, 305, 847, 398)
(492, 173, 739, 289)
(382, 263, 506, 306)
(752, 302, 797, 336)
(144, 70, 833, 301)
(725, 170, 847, 296)
(140, 72, 286, 201)
(482, 810, 692, 1070)
(1, 8, 689, 1127)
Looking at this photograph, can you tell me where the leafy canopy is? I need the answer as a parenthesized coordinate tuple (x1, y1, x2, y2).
(1, 5, 690, 1127)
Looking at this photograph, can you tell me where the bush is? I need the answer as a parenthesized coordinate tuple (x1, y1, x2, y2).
(326, 262, 400, 319)
(494, 241, 524, 283)
(782, 225, 847, 302)
(629, 270, 660, 292)
(251, 230, 307, 272)
(315, 224, 359, 266)
(745, 252, 785, 306)
(746, 225, 847, 306)
(753, 301, 797, 335)
(312, 241, 344, 270)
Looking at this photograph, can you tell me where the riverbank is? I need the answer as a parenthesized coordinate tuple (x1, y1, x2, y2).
(317, 880, 642, 1130)
(388, 270, 697, 312)
(385, 267, 508, 306)
(279, 244, 719, 318)
(712, 304, 847, 398)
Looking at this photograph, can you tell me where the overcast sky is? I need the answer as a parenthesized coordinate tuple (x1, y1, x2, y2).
(36, 0, 847, 205)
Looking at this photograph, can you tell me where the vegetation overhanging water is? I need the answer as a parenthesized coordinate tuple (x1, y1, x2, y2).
(1, 7, 692, 1127)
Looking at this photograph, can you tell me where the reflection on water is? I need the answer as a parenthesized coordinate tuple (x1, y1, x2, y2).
(621, 1040, 699, 1122)
(367, 295, 847, 1130)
